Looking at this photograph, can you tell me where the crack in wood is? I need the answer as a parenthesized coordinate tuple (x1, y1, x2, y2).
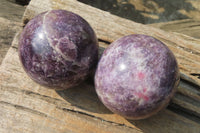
(190, 73, 200, 79)
(0, 98, 139, 131)
(188, 24, 200, 28)
(180, 77, 200, 90)
(11, 46, 18, 50)
(16, 89, 139, 130)
(60, 107, 139, 131)
(168, 103, 200, 123)
(0, 101, 49, 118)
(173, 92, 200, 115)
(1, 81, 200, 125)
(1, 86, 136, 129)
(98, 38, 111, 44)
(23, 18, 29, 27)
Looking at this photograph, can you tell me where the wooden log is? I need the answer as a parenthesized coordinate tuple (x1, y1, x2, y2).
(7, 31, 200, 121)
(1, 37, 200, 132)
(1, 0, 200, 132)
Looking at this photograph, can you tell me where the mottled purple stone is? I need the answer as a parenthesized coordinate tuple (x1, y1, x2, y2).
(95, 34, 179, 120)
(19, 10, 98, 89)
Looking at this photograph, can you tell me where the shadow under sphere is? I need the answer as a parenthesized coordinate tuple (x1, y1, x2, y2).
(56, 78, 112, 114)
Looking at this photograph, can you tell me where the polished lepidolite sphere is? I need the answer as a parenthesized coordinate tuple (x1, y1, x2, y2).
(95, 34, 179, 120)
(19, 10, 98, 89)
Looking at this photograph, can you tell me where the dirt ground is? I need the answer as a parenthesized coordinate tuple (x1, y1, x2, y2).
(79, 0, 200, 24)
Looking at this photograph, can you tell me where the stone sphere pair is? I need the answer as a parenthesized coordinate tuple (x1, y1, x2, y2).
(19, 10, 179, 120)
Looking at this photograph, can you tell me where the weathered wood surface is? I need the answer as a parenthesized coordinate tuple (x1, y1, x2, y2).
(150, 19, 200, 39)
(1, 0, 200, 132)
(0, 0, 25, 22)
(0, 0, 25, 64)
(0, 17, 21, 64)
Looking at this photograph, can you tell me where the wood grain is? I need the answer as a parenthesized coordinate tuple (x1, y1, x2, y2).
(0, 0, 25, 64)
(0, 17, 21, 64)
(1, 0, 200, 132)
(0, 0, 25, 22)
(150, 19, 200, 39)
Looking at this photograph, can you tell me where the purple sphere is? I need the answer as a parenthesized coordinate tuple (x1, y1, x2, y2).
(95, 34, 179, 120)
(19, 10, 98, 89)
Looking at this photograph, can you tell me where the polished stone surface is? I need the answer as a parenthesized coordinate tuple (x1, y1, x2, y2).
(19, 10, 98, 89)
(95, 34, 179, 120)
